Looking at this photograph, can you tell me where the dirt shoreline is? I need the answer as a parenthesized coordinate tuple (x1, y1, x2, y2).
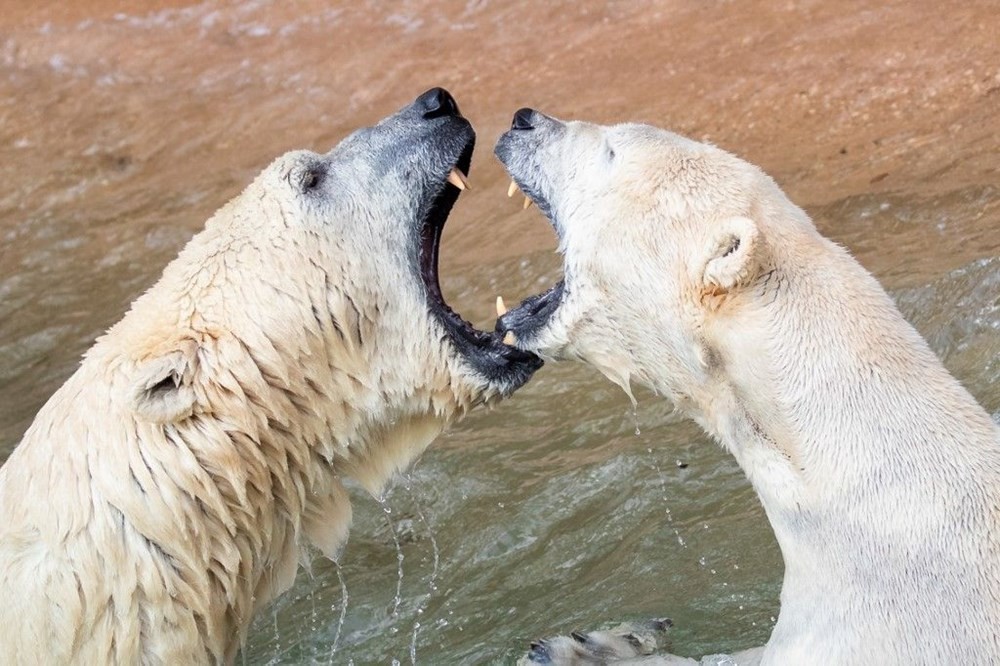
(1, 0, 996, 267)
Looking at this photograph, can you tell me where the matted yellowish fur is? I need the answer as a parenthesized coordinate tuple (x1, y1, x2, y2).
(0, 90, 540, 664)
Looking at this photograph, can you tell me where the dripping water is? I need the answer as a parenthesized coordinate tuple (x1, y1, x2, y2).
(377, 495, 406, 618)
(634, 403, 688, 549)
(328, 562, 349, 664)
(404, 473, 441, 665)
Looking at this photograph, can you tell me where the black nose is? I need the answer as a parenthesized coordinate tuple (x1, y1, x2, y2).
(511, 108, 535, 130)
(416, 87, 460, 119)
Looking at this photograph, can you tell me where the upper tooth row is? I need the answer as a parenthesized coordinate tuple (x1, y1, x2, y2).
(447, 168, 470, 191)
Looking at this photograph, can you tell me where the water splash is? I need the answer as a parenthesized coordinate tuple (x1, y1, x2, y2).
(328, 562, 349, 664)
(309, 588, 318, 643)
(408, 620, 422, 665)
(641, 423, 689, 551)
(270, 587, 281, 659)
(404, 473, 441, 665)
(377, 496, 406, 618)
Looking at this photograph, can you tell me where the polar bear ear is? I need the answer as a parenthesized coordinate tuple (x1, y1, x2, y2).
(129, 339, 200, 424)
(701, 216, 765, 293)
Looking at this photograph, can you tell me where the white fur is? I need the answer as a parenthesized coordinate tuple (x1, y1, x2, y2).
(499, 118, 1000, 664)
(0, 137, 507, 663)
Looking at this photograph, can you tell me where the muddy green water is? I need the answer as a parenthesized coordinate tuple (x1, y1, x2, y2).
(1, 2, 998, 665)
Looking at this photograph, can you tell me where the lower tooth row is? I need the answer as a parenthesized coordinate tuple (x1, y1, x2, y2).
(495, 296, 517, 345)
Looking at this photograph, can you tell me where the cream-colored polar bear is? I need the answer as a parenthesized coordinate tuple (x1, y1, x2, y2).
(495, 109, 1000, 665)
(0, 89, 541, 665)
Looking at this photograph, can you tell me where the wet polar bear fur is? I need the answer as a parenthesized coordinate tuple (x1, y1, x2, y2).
(0, 90, 539, 665)
(495, 112, 1000, 665)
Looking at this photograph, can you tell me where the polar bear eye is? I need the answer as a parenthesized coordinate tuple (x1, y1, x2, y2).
(298, 165, 324, 192)
(287, 160, 326, 194)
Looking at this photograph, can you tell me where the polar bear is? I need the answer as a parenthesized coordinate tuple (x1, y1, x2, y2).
(494, 109, 1000, 665)
(0, 88, 541, 665)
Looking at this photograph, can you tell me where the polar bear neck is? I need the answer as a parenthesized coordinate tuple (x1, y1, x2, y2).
(718, 233, 998, 489)
(692, 229, 1000, 657)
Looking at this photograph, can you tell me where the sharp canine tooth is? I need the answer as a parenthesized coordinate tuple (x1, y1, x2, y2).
(496, 296, 507, 317)
(507, 180, 518, 198)
(522, 195, 533, 210)
(503, 331, 516, 345)
(447, 168, 469, 191)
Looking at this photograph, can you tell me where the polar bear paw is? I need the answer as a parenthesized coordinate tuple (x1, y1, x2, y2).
(518, 618, 681, 665)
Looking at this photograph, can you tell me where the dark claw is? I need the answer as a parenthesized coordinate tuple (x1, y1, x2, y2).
(570, 630, 588, 644)
(528, 640, 551, 664)
(650, 617, 673, 631)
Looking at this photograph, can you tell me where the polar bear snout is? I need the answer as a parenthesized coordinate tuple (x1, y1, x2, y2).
(414, 86, 462, 120)
(511, 107, 538, 130)
(494, 109, 565, 227)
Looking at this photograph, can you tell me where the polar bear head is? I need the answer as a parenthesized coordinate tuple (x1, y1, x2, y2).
(494, 110, 820, 410)
(112, 89, 542, 490)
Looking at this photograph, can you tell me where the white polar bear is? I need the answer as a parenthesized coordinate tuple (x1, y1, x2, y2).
(495, 109, 1000, 665)
(0, 89, 541, 665)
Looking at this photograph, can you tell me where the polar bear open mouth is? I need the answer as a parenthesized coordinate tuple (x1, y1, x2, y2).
(491, 108, 567, 352)
(418, 133, 543, 385)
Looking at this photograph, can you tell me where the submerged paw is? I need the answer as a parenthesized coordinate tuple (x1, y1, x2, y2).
(518, 618, 672, 665)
